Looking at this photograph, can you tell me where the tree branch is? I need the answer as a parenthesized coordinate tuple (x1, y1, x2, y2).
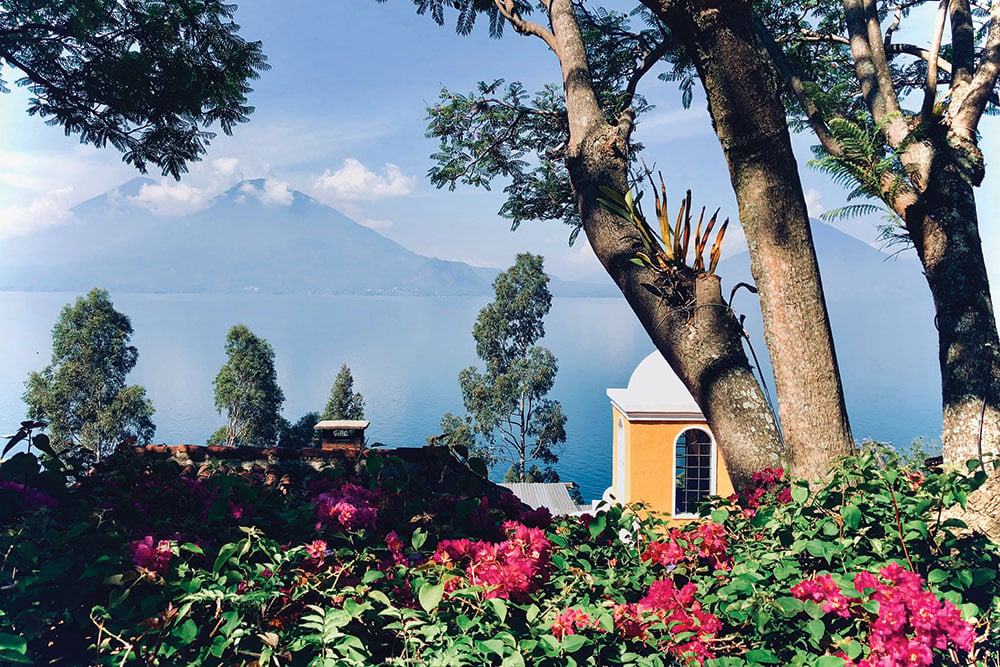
(842, 0, 909, 145)
(493, 0, 558, 52)
(949, 0, 976, 86)
(920, 0, 949, 121)
(950, 0, 1000, 136)
(622, 37, 673, 111)
(754, 18, 842, 156)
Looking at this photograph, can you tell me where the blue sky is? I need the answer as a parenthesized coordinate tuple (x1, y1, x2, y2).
(1, 1, 997, 284)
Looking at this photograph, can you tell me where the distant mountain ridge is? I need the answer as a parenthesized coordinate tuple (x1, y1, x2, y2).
(0, 178, 617, 297)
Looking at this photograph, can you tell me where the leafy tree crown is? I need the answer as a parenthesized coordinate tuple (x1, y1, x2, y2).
(322, 364, 366, 422)
(213, 324, 285, 447)
(23, 287, 155, 459)
(0, 0, 269, 178)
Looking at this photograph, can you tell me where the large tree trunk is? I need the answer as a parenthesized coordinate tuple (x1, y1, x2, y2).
(644, 0, 854, 479)
(902, 137, 1000, 537)
(548, 0, 784, 489)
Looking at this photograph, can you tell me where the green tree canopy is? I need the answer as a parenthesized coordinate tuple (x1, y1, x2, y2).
(322, 364, 365, 421)
(459, 253, 567, 482)
(0, 0, 268, 178)
(23, 288, 155, 461)
(212, 324, 284, 447)
(278, 411, 321, 449)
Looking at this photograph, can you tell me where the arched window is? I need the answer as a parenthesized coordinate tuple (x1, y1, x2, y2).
(674, 427, 714, 517)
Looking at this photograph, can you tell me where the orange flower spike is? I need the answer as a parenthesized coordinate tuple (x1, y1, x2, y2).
(709, 219, 729, 274)
(673, 196, 686, 260)
(680, 190, 692, 265)
(693, 206, 706, 272)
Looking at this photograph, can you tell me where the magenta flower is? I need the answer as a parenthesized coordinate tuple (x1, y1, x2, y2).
(129, 536, 173, 576)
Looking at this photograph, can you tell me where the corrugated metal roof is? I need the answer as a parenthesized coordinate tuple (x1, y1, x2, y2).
(314, 420, 370, 430)
(499, 482, 580, 515)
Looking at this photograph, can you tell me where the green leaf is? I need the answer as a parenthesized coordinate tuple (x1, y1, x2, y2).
(411, 527, 428, 550)
(961, 602, 980, 619)
(806, 618, 825, 646)
(362, 569, 385, 584)
(181, 542, 205, 556)
(841, 504, 862, 529)
(710, 509, 730, 524)
(927, 569, 948, 584)
(418, 582, 444, 613)
(561, 634, 588, 653)
(213, 543, 238, 575)
(817, 657, 848, 667)
(478, 638, 505, 656)
(791, 486, 809, 504)
(487, 597, 508, 624)
(174, 618, 198, 645)
(745, 649, 780, 663)
(842, 640, 863, 660)
(502, 652, 526, 667)
(0, 633, 27, 655)
(588, 514, 607, 540)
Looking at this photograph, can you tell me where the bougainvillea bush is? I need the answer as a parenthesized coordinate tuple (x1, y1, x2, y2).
(1, 444, 998, 666)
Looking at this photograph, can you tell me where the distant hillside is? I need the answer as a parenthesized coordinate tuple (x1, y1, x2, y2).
(0, 178, 615, 297)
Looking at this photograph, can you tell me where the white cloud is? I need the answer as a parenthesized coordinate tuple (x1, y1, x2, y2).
(130, 181, 212, 216)
(211, 157, 240, 176)
(0, 187, 78, 239)
(637, 107, 712, 144)
(805, 188, 825, 218)
(313, 158, 415, 201)
(238, 178, 294, 205)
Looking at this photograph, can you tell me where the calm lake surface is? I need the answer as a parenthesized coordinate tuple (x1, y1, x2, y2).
(0, 292, 942, 501)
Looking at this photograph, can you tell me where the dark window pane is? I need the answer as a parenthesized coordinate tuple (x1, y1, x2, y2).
(674, 428, 714, 515)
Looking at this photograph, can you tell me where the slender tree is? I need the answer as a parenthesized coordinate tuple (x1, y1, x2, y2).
(459, 253, 568, 482)
(211, 324, 284, 447)
(322, 364, 366, 421)
(0, 0, 268, 178)
(24, 288, 155, 461)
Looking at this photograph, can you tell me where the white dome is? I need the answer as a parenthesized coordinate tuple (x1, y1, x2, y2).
(606, 350, 704, 420)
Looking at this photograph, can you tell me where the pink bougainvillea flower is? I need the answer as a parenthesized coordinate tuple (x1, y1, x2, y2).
(550, 607, 600, 640)
(129, 536, 173, 576)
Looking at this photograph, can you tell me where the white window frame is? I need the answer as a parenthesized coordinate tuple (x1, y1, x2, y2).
(670, 426, 716, 519)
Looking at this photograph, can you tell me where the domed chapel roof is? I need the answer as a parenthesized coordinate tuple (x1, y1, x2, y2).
(606, 350, 705, 421)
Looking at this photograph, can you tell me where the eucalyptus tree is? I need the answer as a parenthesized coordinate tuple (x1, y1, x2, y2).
(212, 324, 285, 447)
(24, 288, 155, 461)
(459, 253, 567, 482)
(0, 0, 268, 177)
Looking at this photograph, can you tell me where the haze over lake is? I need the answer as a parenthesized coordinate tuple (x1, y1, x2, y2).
(1, 290, 942, 502)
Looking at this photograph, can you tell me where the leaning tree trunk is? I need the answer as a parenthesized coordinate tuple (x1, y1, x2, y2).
(643, 0, 854, 480)
(548, 0, 784, 489)
(903, 138, 1000, 537)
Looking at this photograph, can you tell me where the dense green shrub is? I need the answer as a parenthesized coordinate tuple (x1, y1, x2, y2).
(0, 444, 996, 666)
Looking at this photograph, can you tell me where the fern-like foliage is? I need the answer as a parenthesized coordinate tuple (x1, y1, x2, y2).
(808, 115, 909, 230)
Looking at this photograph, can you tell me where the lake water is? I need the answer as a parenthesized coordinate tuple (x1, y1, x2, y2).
(0, 291, 943, 501)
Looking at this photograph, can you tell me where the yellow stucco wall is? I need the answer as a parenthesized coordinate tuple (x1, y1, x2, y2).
(611, 406, 735, 525)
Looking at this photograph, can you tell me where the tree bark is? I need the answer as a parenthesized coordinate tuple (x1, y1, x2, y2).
(548, 0, 785, 489)
(644, 0, 855, 479)
(901, 136, 1000, 537)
